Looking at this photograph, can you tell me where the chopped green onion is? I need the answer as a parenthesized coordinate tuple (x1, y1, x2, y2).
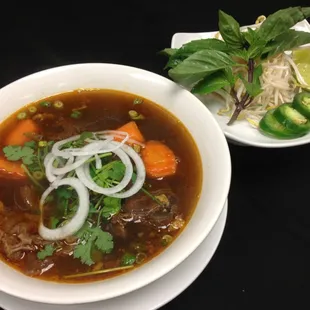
(40, 101, 51, 107)
(128, 110, 145, 120)
(136, 252, 147, 264)
(53, 100, 64, 109)
(161, 234, 173, 246)
(17, 112, 27, 120)
(28, 106, 37, 114)
(33, 171, 44, 181)
(71, 110, 82, 119)
(38, 141, 48, 148)
(120, 253, 136, 266)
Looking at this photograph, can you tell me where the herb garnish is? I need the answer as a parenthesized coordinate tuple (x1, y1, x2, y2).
(161, 6, 310, 124)
(37, 244, 55, 260)
(73, 225, 114, 266)
(3, 145, 35, 165)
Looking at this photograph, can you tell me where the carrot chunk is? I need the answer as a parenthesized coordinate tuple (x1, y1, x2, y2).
(4, 119, 40, 146)
(0, 157, 25, 179)
(115, 121, 145, 143)
(141, 140, 177, 178)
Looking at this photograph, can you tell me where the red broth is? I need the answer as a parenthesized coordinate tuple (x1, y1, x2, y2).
(0, 89, 202, 283)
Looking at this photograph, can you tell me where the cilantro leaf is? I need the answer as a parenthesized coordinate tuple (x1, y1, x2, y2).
(50, 217, 59, 229)
(108, 161, 125, 181)
(101, 197, 121, 219)
(88, 203, 98, 214)
(79, 131, 93, 141)
(24, 141, 37, 149)
(97, 170, 109, 181)
(56, 187, 72, 200)
(92, 227, 114, 253)
(95, 160, 125, 188)
(73, 225, 114, 266)
(3, 145, 34, 164)
(26, 156, 41, 172)
(37, 244, 55, 260)
(3, 146, 23, 161)
(73, 238, 94, 266)
(72, 131, 94, 148)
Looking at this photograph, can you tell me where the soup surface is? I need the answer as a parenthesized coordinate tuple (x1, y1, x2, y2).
(0, 89, 202, 283)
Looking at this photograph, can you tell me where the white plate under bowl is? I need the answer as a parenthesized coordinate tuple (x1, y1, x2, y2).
(171, 19, 310, 148)
(0, 200, 228, 310)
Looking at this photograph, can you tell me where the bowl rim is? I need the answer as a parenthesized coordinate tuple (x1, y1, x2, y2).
(0, 63, 232, 304)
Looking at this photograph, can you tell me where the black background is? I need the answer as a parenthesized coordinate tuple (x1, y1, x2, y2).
(0, 1, 310, 309)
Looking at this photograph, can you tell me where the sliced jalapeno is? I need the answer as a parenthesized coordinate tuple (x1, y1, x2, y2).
(273, 103, 310, 134)
(292, 91, 310, 119)
(259, 109, 303, 139)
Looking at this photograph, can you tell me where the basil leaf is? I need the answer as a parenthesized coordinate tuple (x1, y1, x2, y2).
(168, 50, 236, 85)
(257, 6, 310, 42)
(239, 65, 263, 98)
(224, 67, 235, 86)
(229, 49, 249, 61)
(241, 28, 267, 59)
(253, 64, 263, 85)
(165, 38, 230, 69)
(218, 10, 244, 49)
(243, 28, 260, 46)
(191, 70, 231, 94)
(247, 40, 267, 59)
(241, 80, 263, 98)
(263, 30, 310, 58)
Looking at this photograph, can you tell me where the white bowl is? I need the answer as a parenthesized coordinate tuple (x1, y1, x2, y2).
(0, 63, 231, 304)
(171, 19, 310, 148)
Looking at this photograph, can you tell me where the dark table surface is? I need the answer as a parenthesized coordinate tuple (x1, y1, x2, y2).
(1, 1, 310, 309)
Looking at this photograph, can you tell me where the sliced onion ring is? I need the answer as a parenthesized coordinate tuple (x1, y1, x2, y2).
(51, 135, 80, 159)
(76, 142, 145, 198)
(51, 141, 110, 175)
(110, 143, 146, 198)
(39, 178, 89, 241)
(76, 142, 133, 195)
(45, 154, 74, 182)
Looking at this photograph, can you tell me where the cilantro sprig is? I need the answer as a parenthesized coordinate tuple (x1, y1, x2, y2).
(37, 244, 55, 260)
(3, 145, 35, 165)
(74, 225, 114, 266)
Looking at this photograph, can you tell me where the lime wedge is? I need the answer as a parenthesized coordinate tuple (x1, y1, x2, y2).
(292, 48, 310, 86)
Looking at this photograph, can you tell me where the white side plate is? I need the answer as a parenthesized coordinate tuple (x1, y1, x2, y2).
(171, 20, 310, 148)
